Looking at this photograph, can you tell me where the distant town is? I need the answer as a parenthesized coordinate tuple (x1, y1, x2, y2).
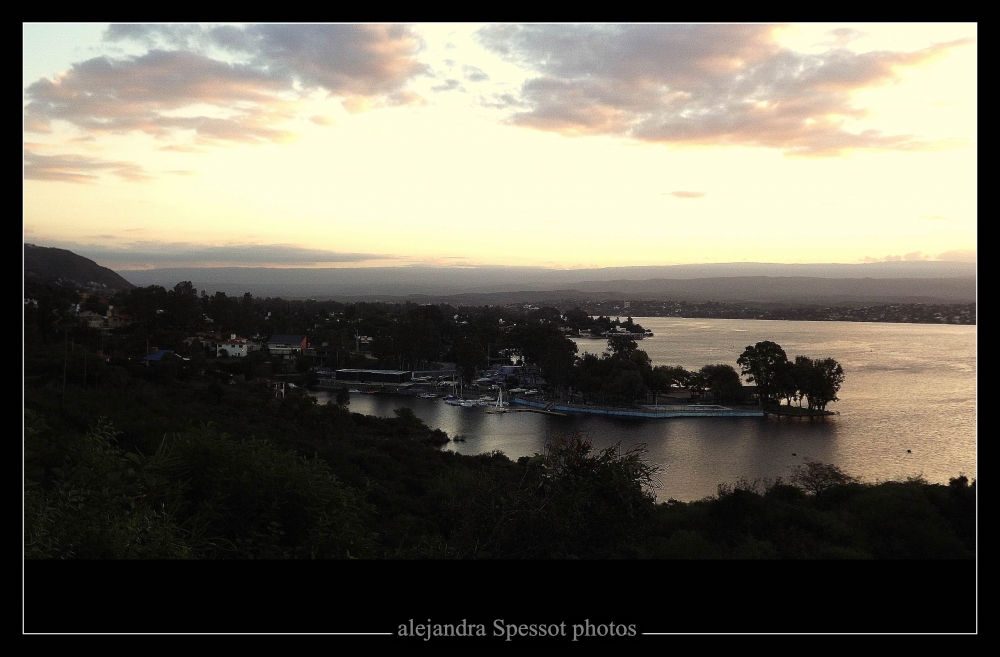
(565, 299, 975, 325)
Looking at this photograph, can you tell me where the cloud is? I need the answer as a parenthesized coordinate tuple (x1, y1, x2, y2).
(159, 144, 208, 153)
(476, 24, 972, 156)
(481, 92, 530, 110)
(819, 28, 867, 48)
(342, 89, 426, 113)
(106, 24, 428, 96)
(308, 115, 336, 126)
(24, 150, 153, 183)
(462, 65, 490, 82)
(919, 214, 951, 221)
(104, 23, 204, 49)
(45, 240, 402, 268)
(386, 90, 427, 107)
(25, 24, 427, 148)
(863, 250, 975, 263)
(431, 79, 463, 92)
(936, 249, 976, 262)
(668, 190, 706, 198)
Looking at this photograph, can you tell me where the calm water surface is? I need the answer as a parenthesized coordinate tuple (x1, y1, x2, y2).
(312, 318, 976, 502)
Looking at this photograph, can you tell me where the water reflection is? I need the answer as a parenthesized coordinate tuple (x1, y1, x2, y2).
(313, 390, 843, 502)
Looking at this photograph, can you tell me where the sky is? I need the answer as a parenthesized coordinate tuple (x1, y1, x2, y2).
(23, 23, 977, 271)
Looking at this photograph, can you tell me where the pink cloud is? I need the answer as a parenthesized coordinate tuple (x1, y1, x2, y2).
(25, 24, 427, 148)
(24, 150, 153, 183)
(478, 24, 972, 156)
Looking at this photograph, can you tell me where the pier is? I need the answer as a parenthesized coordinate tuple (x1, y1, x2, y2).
(510, 397, 764, 419)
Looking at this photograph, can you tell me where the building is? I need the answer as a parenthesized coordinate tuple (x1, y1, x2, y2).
(267, 334, 307, 358)
(77, 310, 106, 329)
(334, 369, 412, 384)
(141, 349, 186, 366)
(217, 334, 250, 358)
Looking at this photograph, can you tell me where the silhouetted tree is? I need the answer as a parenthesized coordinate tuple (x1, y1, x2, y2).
(698, 364, 743, 403)
(737, 341, 788, 405)
(799, 357, 845, 411)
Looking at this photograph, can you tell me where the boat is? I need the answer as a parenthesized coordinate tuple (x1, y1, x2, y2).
(485, 388, 510, 413)
(602, 330, 646, 339)
(418, 392, 438, 399)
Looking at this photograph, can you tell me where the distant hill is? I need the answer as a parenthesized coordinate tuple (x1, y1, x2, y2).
(542, 275, 977, 305)
(24, 244, 134, 292)
(119, 263, 976, 305)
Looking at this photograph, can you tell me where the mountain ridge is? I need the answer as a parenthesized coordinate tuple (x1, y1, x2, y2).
(24, 245, 976, 304)
(24, 244, 135, 292)
(117, 269, 976, 305)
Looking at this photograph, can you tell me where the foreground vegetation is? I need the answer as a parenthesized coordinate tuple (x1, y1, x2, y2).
(25, 362, 973, 559)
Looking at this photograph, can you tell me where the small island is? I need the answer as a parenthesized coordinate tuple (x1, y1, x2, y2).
(501, 325, 844, 419)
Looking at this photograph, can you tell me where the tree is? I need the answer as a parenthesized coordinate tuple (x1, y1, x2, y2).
(773, 360, 799, 406)
(791, 356, 814, 407)
(504, 323, 578, 394)
(698, 364, 743, 403)
(455, 334, 487, 384)
(564, 307, 591, 331)
(455, 433, 660, 558)
(656, 365, 690, 388)
(803, 357, 845, 411)
(167, 281, 201, 329)
(607, 335, 639, 360)
(538, 332, 578, 393)
(791, 460, 857, 494)
(737, 341, 788, 406)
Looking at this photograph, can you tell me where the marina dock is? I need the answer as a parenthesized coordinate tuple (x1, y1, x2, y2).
(510, 397, 764, 419)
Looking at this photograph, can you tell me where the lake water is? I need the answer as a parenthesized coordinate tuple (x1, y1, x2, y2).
(311, 317, 977, 502)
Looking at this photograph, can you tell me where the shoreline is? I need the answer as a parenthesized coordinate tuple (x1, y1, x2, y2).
(510, 397, 765, 419)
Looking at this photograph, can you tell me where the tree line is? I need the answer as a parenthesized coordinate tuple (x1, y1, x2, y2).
(27, 280, 843, 409)
(737, 340, 845, 411)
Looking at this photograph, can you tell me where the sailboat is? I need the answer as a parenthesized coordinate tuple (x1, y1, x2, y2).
(485, 387, 510, 414)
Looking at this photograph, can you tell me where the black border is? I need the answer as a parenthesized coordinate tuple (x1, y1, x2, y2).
(25, 559, 976, 635)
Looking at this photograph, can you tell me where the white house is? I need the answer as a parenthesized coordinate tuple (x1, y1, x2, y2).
(217, 334, 250, 358)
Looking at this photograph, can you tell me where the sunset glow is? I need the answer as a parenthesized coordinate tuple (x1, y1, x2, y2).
(23, 23, 976, 271)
